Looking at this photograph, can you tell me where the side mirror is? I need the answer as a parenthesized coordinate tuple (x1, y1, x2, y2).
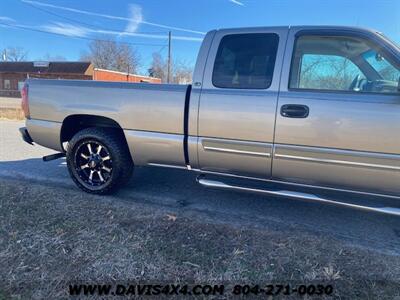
(375, 53, 384, 62)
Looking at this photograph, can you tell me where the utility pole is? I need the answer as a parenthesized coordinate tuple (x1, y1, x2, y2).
(167, 31, 171, 83)
(127, 65, 130, 82)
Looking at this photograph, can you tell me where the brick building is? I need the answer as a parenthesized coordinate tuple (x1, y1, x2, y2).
(0, 61, 93, 97)
(0, 62, 161, 98)
(93, 68, 161, 84)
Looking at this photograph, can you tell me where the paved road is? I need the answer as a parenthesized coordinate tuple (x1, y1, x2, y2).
(1, 120, 400, 255)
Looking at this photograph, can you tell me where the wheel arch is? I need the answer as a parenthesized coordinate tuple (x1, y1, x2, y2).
(60, 114, 128, 150)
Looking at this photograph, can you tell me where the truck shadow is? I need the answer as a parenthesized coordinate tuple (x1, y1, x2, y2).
(0, 157, 70, 183)
(1, 157, 400, 254)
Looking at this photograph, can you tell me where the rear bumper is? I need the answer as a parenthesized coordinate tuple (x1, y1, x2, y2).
(19, 127, 34, 145)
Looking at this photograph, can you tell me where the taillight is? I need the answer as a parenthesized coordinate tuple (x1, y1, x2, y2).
(21, 83, 30, 119)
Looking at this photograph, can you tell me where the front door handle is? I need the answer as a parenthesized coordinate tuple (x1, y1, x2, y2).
(280, 104, 309, 118)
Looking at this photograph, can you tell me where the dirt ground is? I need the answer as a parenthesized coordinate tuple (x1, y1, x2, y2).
(0, 108, 23, 120)
(0, 178, 399, 299)
(0, 97, 23, 120)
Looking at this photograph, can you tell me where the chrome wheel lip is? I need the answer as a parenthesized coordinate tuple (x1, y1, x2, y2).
(74, 140, 113, 188)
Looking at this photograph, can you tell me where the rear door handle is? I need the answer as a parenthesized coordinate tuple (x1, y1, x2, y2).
(280, 104, 309, 118)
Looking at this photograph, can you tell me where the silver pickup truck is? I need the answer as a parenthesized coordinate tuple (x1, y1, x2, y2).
(20, 26, 400, 206)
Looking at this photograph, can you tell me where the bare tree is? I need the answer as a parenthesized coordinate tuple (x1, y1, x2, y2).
(172, 59, 193, 84)
(148, 53, 193, 84)
(81, 40, 140, 74)
(2, 47, 28, 61)
(148, 53, 167, 82)
(299, 55, 360, 90)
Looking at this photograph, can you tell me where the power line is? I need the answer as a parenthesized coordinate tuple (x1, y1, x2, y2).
(21, 0, 205, 35)
(158, 44, 168, 54)
(141, 41, 168, 62)
(21, 1, 168, 35)
(0, 22, 167, 47)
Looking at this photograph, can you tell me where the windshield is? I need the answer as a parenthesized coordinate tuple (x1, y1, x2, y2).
(363, 49, 400, 82)
(376, 32, 400, 52)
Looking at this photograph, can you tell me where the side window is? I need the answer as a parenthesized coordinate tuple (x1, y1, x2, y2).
(4, 80, 11, 90)
(212, 33, 279, 89)
(290, 35, 400, 94)
(298, 54, 365, 91)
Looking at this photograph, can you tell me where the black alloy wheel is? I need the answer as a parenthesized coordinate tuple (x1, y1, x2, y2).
(66, 127, 133, 194)
(75, 140, 113, 187)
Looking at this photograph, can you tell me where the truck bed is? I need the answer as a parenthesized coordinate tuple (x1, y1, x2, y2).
(26, 79, 191, 167)
(27, 79, 189, 134)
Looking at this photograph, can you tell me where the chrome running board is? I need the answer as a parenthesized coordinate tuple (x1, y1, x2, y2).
(197, 176, 400, 217)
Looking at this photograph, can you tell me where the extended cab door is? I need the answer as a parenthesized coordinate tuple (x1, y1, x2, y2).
(196, 27, 288, 178)
(273, 27, 400, 195)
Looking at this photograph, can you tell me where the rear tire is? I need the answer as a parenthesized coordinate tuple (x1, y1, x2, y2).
(66, 127, 133, 194)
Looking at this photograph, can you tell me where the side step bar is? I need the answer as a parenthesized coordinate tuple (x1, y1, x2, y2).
(197, 175, 400, 217)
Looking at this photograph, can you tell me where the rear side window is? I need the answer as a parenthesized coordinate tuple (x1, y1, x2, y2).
(212, 33, 279, 89)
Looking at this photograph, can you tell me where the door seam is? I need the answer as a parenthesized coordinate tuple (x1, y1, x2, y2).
(270, 26, 291, 177)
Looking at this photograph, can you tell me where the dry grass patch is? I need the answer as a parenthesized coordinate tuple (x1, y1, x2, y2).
(0, 178, 399, 299)
(0, 108, 24, 120)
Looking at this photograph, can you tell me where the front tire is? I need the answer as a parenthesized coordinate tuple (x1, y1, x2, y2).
(66, 127, 133, 194)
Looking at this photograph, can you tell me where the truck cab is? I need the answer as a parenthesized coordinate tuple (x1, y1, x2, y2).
(192, 26, 400, 196)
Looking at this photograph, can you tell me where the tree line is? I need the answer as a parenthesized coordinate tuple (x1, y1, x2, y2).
(1, 40, 193, 84)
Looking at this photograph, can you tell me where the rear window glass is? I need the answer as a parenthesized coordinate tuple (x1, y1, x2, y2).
(212, 33, 279, 89)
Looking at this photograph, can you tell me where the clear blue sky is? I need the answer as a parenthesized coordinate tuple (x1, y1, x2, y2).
(0, 0, 399, 75)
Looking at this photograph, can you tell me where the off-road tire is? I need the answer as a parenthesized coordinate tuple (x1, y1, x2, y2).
(66, 127, 133, 194)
